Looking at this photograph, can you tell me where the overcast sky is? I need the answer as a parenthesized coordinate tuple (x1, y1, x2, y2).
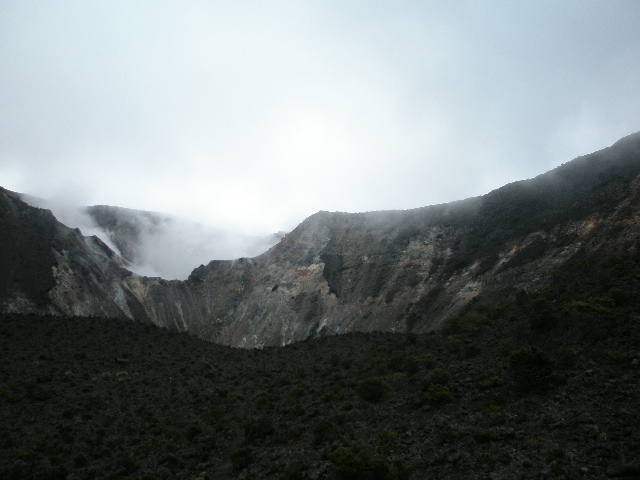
(2, 1, 640, 235)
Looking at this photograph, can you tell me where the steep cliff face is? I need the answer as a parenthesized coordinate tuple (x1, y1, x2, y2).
(0, 188, 145, 319)
(2, 132, 640, 347)
(159, 132, 639, 346)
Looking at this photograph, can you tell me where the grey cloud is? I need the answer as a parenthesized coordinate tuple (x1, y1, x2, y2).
(1, 1, 639, 237)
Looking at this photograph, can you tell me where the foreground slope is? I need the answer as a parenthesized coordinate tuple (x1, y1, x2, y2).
(1, 132, 640, 346)
(2, 242, 639, 478)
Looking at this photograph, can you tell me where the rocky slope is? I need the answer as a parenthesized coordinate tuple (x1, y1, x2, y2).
(2, 132, 640, 347)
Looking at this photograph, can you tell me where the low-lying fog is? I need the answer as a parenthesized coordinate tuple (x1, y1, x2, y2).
(20, 194, 284, 280)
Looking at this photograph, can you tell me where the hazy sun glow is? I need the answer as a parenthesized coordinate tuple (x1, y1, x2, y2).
(1, 1, 639, 237)
(278, 116, 347, 167)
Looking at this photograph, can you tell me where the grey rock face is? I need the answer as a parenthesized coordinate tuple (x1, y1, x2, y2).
(0, 187, 141, 319)
(2, 132, 640, 347)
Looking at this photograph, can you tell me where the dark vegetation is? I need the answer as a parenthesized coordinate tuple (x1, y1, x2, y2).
(0, 189, 58, 306)
(1, 250, 639, 479)
(438, 136, 640, 276)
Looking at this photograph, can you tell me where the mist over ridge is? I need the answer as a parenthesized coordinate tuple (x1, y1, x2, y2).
(2, 131, 640, 347)
(16, 129, 640, 283)
(18, 195, 284, 280)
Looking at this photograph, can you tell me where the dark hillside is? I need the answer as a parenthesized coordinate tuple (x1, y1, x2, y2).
(0, 188, 62, 308)
(446, 131, 640, 267)
(2, 248, 639, 479)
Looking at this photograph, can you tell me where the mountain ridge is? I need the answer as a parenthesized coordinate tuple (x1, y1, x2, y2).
(2, 131, 640, 346)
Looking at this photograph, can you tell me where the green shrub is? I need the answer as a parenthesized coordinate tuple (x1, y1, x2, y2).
(34, 465, 70, 479)
(282, 465, 307, 480)
(473, 430, 497, 442)
(312, 419, 338, 445)
(244, 417, 274, 443)
(391, 458, 415, 480)
(291, 386, 305, 398)
(465, 343, 481, 358)
(430, 368, 451, 385)
(377, 429, 397, 445)
(322, 387, 345, 403)
(509, 347, 554, 378)
(508, 347, 555, 391)
(426, 384, 452, 405)
(115, 456, 138, 474)
(479, 376, 504, 390)
(403, 356, 422, 376)
(73, 454, 89, 468)
(405, 332, 419, 344)
(607, 287, 633, 305)
(255, 390, 278, 409)
(483, 404, 503, 423)
(356, 378, 391, 403)
(230, 446, 253, 471)
(419, 354, 436, 369)
(185, 422, 203, 442)
(565, 300, 613, 318)
(328, 446, 389, 479)
(330, 353, 341, 367)
(388, 353, 406, 372)
(528, 298, 558, 331)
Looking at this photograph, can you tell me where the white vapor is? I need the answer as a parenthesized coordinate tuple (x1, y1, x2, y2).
(19, 194, 282, 280)
(18, 192, 123, 255)
(1, 1, 640, 234)
(116, 214, 282, 280)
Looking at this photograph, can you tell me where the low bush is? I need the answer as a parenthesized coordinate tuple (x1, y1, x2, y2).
(508, 347, 555, 391)
(430, 368, 451, 385)
(328, 446, 389, 480)
(230, 446, 253, 471)
(356, 378, 391, 403)
(479, 376, 504, 390)
(426, 384, 452, 405)
(312, 419, 338, 445)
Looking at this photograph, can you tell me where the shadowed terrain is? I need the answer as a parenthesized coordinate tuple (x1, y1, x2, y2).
(2, 133, 640, 478)
(1, 246, 639, 479)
